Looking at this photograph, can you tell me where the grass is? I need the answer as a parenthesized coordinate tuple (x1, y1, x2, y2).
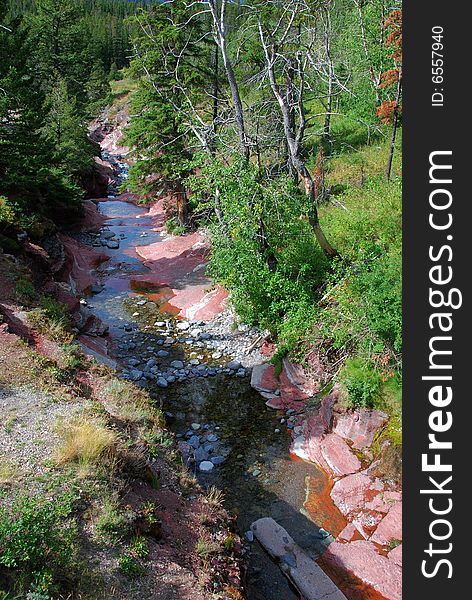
(195, 537, 220, 561)
(55, 416, 117, 467)
(0, 456, 19, 484)
(94, 497, 127, 546)
(102, 377, 161, 424)
(205, 485, 225, 510)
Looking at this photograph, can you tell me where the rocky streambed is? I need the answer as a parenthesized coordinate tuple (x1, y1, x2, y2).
(66, 135, 401, 600)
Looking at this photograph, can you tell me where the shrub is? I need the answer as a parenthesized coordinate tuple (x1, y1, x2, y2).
(0, 495, 77, 595)
(338, 358, 382, 408)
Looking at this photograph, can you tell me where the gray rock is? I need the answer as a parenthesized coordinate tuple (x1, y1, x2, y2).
(245, 530, 254, 543)
(130, 369, 143, 381)
(176, 321, 190, 330)
(106, 240, 120, 249)
(170, 360, 184, 369)
(250, 518, 347, 600)
(199, 461, 214, 472)
(194, 447, 209, 462)
(157, 350, 169, 358)
(191, 423, 201, 430)
(156, 377, 168, 388)
(188, 435, 200, 449)
(206, 434, 218, 443)
(227, 360, 242, 370)
(211, 455, 225, 465)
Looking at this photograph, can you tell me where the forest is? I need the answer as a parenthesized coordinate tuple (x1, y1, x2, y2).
(0, 1, 402, 598)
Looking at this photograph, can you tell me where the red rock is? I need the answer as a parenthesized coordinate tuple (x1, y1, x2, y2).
(323, 540, 402, 600)
(59, 235, 109, 294)
(337, 523, 362, 543)
(351, 510, 385, 540)
(365, 490, 402, 514)
(370, 502, 402, 546)
(388, 544, 402, 567)
(279, 358, 319, 403)
(333, 409, 388, 450)
(320, 390, 338, 430)
(320, 433, 362, 477)
(251, 363, 279, 394)
(330, 473, 385, 519)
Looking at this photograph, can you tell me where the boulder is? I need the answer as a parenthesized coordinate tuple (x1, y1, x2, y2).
(320, 433, 362, 478)
(251, 517, 347, 600)
(250, 363, 279, 394)
(370, 501, 402, 546)
(330, 473, 384, 519)
(323, 540, 402, 600)
(333, 409, 388, 450)
(279, 358, 319, 405)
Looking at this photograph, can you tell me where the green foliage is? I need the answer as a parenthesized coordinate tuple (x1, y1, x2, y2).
(0, 494, 77, 595)
(118, 552, 145, 579)
(339, 358, 382, 408)
(14, 277, 36, 304)
(189, 159, 329, 335)
(94, 500, 126, 546)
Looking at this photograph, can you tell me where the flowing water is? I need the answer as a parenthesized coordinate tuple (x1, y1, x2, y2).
(84, 155, 343, 600)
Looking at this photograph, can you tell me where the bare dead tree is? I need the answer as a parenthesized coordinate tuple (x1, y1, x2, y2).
(205, 0, 250, 161)
(255, 2, 338, 256)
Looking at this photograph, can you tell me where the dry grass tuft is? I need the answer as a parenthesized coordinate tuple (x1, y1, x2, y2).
(55, 417, 117, 466)
(206, 485, 225, 509)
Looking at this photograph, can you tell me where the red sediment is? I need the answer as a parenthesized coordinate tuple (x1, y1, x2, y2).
(302, 472, 347, 538)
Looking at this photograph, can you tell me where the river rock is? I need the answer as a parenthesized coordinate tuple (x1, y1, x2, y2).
(156, 377, 168, 388)
(199, 461, 214, 472)
(251, 518, 347, 600)
(171, 360, 184, 369)
(194, 447, 209, 462)
(176, 321, 190, 330)
(227, 360, 242, 370)
(157, 350, 169, 358)
(106, 240, 120, 249)
(188, 435, 200, 449)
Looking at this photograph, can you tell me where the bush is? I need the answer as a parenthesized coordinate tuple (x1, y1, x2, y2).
(339, 358, 382, 408)
(0, 495, 77, 595)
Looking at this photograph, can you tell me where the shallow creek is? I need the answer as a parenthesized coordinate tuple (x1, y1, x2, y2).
(83, 156, 343, 600)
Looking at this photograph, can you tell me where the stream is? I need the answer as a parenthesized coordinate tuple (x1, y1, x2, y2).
(82, 152, 340, 600)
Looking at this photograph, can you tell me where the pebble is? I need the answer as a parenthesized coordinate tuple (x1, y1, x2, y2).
(245, 531, 254, 543)
(176, 321, 190, 330)
(170, 360, 184, 369)
(157, 350, 169, 358)
(227, 360, 242, 370)
(157, 377, 168, 388)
